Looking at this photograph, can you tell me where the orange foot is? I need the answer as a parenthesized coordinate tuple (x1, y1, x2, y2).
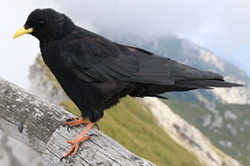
(61, 118, 95, 161)
(63, 117, 92, 126)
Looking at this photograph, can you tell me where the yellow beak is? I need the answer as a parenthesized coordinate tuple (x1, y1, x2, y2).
(13, 27, 33, 38)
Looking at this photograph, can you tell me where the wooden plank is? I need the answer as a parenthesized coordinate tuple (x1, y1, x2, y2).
(0, 78, 155, 166)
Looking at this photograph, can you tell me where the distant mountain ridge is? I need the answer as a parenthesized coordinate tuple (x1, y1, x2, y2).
(156, 36, 249, 104)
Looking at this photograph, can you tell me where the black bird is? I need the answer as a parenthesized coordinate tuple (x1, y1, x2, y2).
(13, 8, 242, 158)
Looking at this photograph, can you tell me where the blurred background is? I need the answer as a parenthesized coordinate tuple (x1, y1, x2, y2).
(1, 1, 250, 166)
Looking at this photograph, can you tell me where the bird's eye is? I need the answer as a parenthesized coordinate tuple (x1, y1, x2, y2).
(36, 21, 44, 25)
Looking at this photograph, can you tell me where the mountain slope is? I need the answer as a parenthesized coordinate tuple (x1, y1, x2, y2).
(165, 100, 250, 165)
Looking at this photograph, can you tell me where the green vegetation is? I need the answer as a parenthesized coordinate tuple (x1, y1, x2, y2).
(165, 100, 250, 165)
(61, 97, 205, 166)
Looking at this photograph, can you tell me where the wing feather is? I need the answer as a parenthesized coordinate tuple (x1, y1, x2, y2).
(64, 38, 228, 88)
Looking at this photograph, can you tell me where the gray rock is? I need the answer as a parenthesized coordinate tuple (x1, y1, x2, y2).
(224, 111, 238, 120)
(212, 114, 223, 128)
(201, 114, 212, 127)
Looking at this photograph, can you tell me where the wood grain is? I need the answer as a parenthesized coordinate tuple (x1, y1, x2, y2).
(0, 78, 155, 166)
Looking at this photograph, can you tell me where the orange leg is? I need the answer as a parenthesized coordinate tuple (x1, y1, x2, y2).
(63, 117, 91, 126)
(61, 118, 95, 160)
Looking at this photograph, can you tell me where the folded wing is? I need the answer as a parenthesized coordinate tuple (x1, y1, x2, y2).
(64, 38, 241, 89)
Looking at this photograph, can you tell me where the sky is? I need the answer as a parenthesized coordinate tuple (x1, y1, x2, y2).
(1, 0, 250, 89)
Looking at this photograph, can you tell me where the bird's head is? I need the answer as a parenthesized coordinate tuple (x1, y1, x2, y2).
(13, 8, 75, 42)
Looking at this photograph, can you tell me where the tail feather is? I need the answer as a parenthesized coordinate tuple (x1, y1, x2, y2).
(120, 45, 244, 91)
(176, 79, 243, 89)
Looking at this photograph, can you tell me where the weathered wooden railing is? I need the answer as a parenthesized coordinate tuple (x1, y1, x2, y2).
(0, 78, 155, 166)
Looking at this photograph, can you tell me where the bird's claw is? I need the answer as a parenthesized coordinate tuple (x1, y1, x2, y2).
(60, 155, 74, 163)
(89, 133, 98, 137)
(66, 122, 98, 132)
(94, 123, 100, 130)
(60, 156, 65, 162)
(61, 118, 76, 127)
(60, 122, 95, 160)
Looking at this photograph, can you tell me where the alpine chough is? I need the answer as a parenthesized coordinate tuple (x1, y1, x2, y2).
(13, 8, 242, 159)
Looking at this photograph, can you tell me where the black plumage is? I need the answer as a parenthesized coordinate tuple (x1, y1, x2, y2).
(14, 8, 243, 158)
(14, 9, 242, 122)
(14, 8, 242, 122)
